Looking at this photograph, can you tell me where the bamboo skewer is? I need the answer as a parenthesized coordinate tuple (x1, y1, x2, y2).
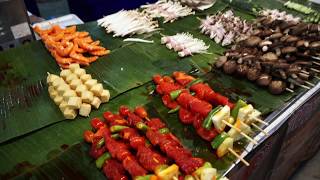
(251, 123, 269, 136)
(296, 83, 311, 90)
(315, 76, 320, 80)
(304, 81, 315, 87)
(253, 117, 269, 125)
(286, 88, 294, 93)
(228, 148, 250, 166)
(222, 120, 258, 145)
(311, 68, 320, 73)
(313, 61, 320, 66)
(301, 70, 309, 74)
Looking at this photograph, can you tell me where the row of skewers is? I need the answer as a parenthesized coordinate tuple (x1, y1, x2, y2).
(153, 71, 269, 165)
(214, 9, 320, 94)
(141, 0, 195, 23)
(84, 106, 229, 180)
(161, 33, 210, 57)
(199, 10, 253, 46)
(33, 25, 109, 68)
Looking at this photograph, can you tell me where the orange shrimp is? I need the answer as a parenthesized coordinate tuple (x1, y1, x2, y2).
(56, 42, 74, 57)
(51, 50, 73, 64)
(50, 32, 65, 42)
(81, 37, 93, 43)
(89, 49, 110, 56)
(76, 48, 86, 53)
(88, 56, 99, 63)
(69, 43, 90, 64)
(78, 31, 89, 38)
(78, 40, 104, 51)
(33, 26, 53, 35)
(90, 40, 100, 46)
(51, 25, 63, 35)
(63, 26, 77, 34)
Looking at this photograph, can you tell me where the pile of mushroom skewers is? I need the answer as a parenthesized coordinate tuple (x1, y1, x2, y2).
(199, 10, 253, 46)
(97, 10, 159, 37)
(161, 32, 210, 57)
(214, 10, 320, 94)
(141, 0, 195, 23)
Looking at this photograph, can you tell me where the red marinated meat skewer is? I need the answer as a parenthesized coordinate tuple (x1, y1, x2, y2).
(119, 106, 205, 175)
(173, 72, 234, 108)
(88, 118, 148, 177)
(153, 75, 219, 141)
(83, 123, 128, 180)
(103, 111, 169, 172)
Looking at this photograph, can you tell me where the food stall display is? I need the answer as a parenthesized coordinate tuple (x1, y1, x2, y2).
(0, 0, 319, 179)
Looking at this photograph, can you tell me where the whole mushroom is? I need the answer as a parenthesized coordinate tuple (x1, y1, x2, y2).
(269, 80, 287, 94)
(247, 68, 261, 81)
(223, 60, 237, 74)
(256, 74, 272, 86)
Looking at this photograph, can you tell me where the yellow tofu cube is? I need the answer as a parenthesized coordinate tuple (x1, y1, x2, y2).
(84, 79, 98, 89)
(60, 69, 72, 80)
(69, 63, 80, 72)
(79, 103, 91, 117)
(63, 108, 77, 120)
(91, 96, 101, 109)
(75, 84, 87, 96)
(80, 74, 92, 82)
(81, 91, 94, 103)
(74, 68, 86, 77)
(90, 83, 103, 97)
(69, 78, 82, 90)
(100, 89, 110, 103)
(67, 96, 82, 109)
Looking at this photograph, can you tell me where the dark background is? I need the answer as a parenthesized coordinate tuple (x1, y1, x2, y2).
(24, 0, 157, 22)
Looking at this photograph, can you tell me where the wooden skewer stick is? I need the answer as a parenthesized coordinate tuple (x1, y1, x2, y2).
(296, 84, 311, 90)
(222, 120, 258, 145)
(253, 117, 269, 125)
(304, 81, 315, 87)
(251, 123, 269, 136)
(145, 117, 151, 121)
(286, 88, 294, 93)
(311, 68, 320, 73)
(301, 70, 309, 75)
(228, 148, 250, 166)
(313, 61, 320, 66)
(315, 76, 320, 80)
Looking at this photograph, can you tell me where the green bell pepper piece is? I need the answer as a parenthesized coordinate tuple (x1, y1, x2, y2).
(211, 132, 229, 149)
(95, 152, 111, 169)
(202, 106, 222, 130)
(231, 99, 247, 120)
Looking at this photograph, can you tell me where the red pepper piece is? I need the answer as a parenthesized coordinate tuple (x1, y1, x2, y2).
(173, 71, 195, 86)
(119, 105, 130, 117)
(153, 74, 163, 84)
(134, 106, 148, 119)
(163, 75, 175, 83)
(103, 159, 128, 180)
(83, 130, 94, 143)
(146, 118, 166, 130)
(90, 118, 105, 130)
(162, 94, 179, 109)
(179, 107, 196, 125)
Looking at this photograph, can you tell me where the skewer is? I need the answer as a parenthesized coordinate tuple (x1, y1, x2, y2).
(315, 76, 320, 80)
(222, 120, 258, 145)
(296, 83, 311, 90)
(313, 61, 320, 66)
(253, 117, 269, 125)
(304, 81, 315, 87)
(227, 148, 250, 166)
(286, 88, 294, 93)
(301, 70, 309, 74)
(310, 68, 320, 73)
(251, 123, 269, 136)
(145, 117, 151, 121)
